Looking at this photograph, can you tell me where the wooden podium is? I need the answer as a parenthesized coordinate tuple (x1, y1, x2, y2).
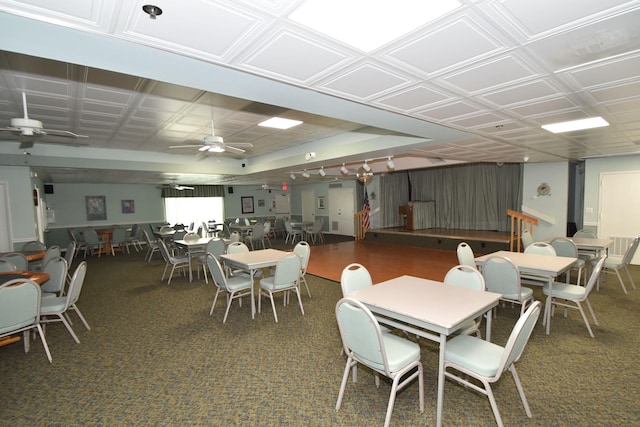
(399, 201, 435, 230)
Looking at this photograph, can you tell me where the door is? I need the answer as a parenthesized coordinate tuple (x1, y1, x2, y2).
(0, 182, 12, 251)
(302, 190, 315, 223)
(598, 171, 640, 264)
(274, 193, 290, 217)
(329, 188, 355, 236)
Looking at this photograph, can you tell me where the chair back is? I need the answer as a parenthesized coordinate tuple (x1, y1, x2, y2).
(142, 229, 153, 245)
(0, 253, 28, 271)
(41, 245, 62, 266)
(340, 263, 373, 296)
(0, 259, 16, 272)
(497, 301, 541, 378)
(184, 232, 200, 241)
(226, 242, 249, 254)
(335, 298, 390, 374)
(244, 218, 251, 226)
(271, 253, 301, 289)
(206, 253, 229, 291)
(621, 237, 640, 266)
(284, 221, 293, 233)
(293, 241, 310, 271)
(524, 242, 556, 256)
(0, 279, 41, 336)
(83, 229, 101, 244)
(229, 231, 240, 243)
(65, 241, 77, 266)
(157, 239, 173, 263)
(66, 261, 88, 308)
(206, 238, 226, 259)
(583, 255, 607, 298)
(159, 226, 173, 233)
(521, 230, 534, 249)
(444, 265, 485, 291)
(251, 223, 264, 238)
(456, 242, 475, 267)
(483, 256, 521, 297)
(21, 241, 46, 251)
(574, 229, 596, 238)
(263, 221, 271, 235)
(174, 230, 186, 240)
(111, 228, 127, 243)
(550, 237, 578, 258)
(40, 257, 69, 294)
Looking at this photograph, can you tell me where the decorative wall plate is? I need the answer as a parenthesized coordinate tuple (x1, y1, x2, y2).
(537, 182, 551, 196)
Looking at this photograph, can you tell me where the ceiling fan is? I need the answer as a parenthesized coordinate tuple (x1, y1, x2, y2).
(169, 120, 253, 155)
(0, 92, 89, 149)
(157, 181, 194, 191)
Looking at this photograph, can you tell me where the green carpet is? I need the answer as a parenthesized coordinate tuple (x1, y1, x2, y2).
(1, 246, 638, 426)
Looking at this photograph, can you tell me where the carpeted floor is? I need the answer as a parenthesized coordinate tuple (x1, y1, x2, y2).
(1, 241, 639, 426)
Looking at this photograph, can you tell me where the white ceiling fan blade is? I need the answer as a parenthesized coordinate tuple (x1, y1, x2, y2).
(224, 145, 245, 154)
(169, 144, 205, 149)
(42, 128, 89, 138)
(228, 142, 254, 148)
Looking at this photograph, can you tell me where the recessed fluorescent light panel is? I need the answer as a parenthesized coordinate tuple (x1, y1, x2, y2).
(542, 117, 609, 133)
(289, 0, 461, 52)
(258, 117, 303, 129)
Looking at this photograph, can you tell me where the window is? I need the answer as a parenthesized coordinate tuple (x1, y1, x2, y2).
(164, 197, 224, 228)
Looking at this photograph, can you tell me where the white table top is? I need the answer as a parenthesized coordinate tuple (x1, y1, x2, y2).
(569, 237, 613, 251)
(348, 275, 500, 335)
(475, 250, 576, 276)
(173, 237, 211, 247)
(220, 248, 288, 270)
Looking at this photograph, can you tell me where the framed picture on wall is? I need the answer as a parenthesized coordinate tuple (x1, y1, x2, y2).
(121, 200, 135, 213)
(86, 195, 107, 221)
(258, 199, 265, 208)
(241, 196, 254, 214)
(317, 196, 326, 209)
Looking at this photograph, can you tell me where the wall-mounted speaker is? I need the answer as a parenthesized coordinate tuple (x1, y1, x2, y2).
(228, 186, 234, 194)
(44, 184, 54, 194)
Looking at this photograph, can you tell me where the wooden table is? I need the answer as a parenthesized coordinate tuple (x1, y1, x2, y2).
(475, 250, 576, 335)
(348, 275, 501, 427)
(220, 249, 288, 319)
(0, 250, 46, 262)
(0, 270, 50, 346)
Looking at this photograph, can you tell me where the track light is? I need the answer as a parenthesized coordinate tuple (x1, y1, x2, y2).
(302, 170, 310, 178)
(386, 156, 395, 169)
(340, 163, 349, 175)
(362, 161, 371, 172)
(290, 172, 296, 180)
(318, 167, 326, 177)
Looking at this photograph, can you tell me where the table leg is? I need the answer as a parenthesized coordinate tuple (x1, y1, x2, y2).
(436, 333, 446, 427)
(485, 309, 493, 341)
(250, 268, 256, 319)
(187, 249, 193, 282)
(545, 278, 552, 335)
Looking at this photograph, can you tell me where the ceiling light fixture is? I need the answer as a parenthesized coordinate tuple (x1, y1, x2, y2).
(258, 117, 303, 129)
(302, 170, 310, 178)
(290, 172, 296, 180)
(386, 157, 395, 169)
(318, 167, 326, 177)
(542, 117, 609, 133)
(142, 4, 163, 19)
(362, 161, 371, 172)
(340, 163, 349, 175)
(208, 146, 225, 153)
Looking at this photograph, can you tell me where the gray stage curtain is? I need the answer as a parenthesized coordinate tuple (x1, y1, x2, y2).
(380, 172, 410, 228)
(405, 162, 522, 231)
(161, 185, 225, 198)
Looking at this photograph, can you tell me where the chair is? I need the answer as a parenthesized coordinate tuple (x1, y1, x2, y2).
(543, 256, 606, 337)
(82, 228, 105, 257)
(245, 223, 266, 250)
(456, 242, 476, 267)
(574, 229, 596, 238)
(64, 241, 77, 285)
(40, 261, 91, 343)
(206, 254, 253, 323)
(157, 239, 190, 284)
(35, 245, 61, 271)
(550, 237, 586, 286)
(521, 229, 534, 250)
(142, 230, 160, 262)
(444, 301, 541, 427)
(159, 225, 173, 233)
(0, 258, 16, 272)
(573, 229, 598, 263)
(21, 240, 46, 251)
(68, 228, 87, 256)
(196, 238, 226, 284)
(443, 264, 486, 337)
(483, 256, 534, 315)
(110, 228, 129, 255)
(521, 242, 557, 286)
(184, 232, 200, 241)
(229, 231, 241, 243)
(258, 253, 304, 322)
(0, 278, 52, 363)
(126, 224, 143, 252)
(284, 221, 303, 245)
(335, 297, 424, 427)
(306, 218, 324, 244)
(0, 252, 28, 271)
(273, 217, 286, 238)
(340, 263, 374, 295)
(40, 257, 69, 299)
(293, 241, 311, 298)
(225, 242, 262, 279)
(595, 236, 638, 294)
(262, 221, 272, 247)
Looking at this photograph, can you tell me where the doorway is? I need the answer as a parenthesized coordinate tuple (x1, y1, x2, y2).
(328, 188, 355, 236)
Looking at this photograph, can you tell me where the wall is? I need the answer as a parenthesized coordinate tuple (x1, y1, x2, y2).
(223, 185, 286, 220)
(522, 162, 569, 241)
(0, 166, 40, 248)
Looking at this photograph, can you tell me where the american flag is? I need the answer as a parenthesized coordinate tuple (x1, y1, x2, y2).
(363, 187, 371, 230)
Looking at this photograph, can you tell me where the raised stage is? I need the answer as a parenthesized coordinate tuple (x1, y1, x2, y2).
(364, 227, 511, 254)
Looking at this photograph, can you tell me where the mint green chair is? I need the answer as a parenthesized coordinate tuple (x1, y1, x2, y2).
(258, 253, 303, 322)
(595, 236, 638, 294)
(335, 297, 424, 427)
(456, 242, 476, 267)
(444, 301, 541, 427)
(444, 264, 486, 337)
(550, 237, 586, 286)
(483, 256, 534, 316)
(206, 254, 253, 323)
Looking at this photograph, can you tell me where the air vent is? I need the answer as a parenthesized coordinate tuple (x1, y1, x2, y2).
(328, 183, 343, 188)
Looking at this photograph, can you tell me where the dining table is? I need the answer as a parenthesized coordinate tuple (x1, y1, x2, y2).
(474, 250, 577, 335)
(569, 236, 613, 256)
(0, 250, 46, 262)
(0, 270, 51, 347)
(219, 248, 289, 319)
(173, 237, 212, 282)
(347, 275, 501, 427)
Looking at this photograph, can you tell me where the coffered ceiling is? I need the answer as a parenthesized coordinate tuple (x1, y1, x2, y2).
(0, 0, 639, 187)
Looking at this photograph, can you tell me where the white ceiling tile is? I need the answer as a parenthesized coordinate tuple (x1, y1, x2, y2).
(449, 112, 507, 128)
(375, 86, 451, 111)
(510, 97, 579, 117)
(320, 64, 410, 100)
(416, 101, 483, 121)
(481, 79, 560, 106)
(590, 81, 640, 102)
(567, 53, 640, 87)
